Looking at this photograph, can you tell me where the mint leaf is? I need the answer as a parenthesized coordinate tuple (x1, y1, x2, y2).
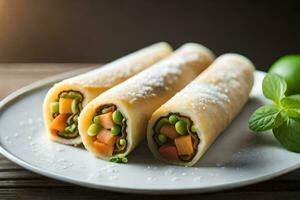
(274, 111, 288, 127)
(281, 96, 300, 110)
(283, 109, 300, 120)
(249, 105, 285, 132)
(289, 94, 300, 100)
(250, 73, 300, 153)
(273, 118, 300, 153)
(281, 96, 300, 119)
(262, 73, 287, 103)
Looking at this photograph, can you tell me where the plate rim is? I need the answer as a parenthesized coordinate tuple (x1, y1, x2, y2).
(0, 69, 299, 194)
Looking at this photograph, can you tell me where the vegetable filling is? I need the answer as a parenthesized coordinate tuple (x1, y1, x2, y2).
(87, 104, 127, 157)
(153, 113, 199, 162)
(50, 90, 83, 139)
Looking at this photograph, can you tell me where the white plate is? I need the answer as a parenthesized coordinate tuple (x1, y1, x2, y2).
(0, 70, 299, 194)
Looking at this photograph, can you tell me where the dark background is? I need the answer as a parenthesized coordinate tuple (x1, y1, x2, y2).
(0, 0, 299, 71)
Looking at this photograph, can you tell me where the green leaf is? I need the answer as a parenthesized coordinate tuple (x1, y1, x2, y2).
(281, 96, 300, 119)
(273, 118, 300, 153)
(293, 117, 300, 124)
(281, 96, 300, 110)
(289, 94, 300, 100)
(249, 105, 285, 132)
(274, 111, 288, 127)
(283, 109, 300, 119)
(289, 95, 300, 113)
(262, 73, 287, 103)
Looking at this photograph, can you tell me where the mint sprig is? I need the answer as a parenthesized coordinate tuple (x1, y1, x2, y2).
(249, 73, 300, 152)
(262, 73, 287, 103)
(249, 105, 284, 132)
(273, 118, 300, 152)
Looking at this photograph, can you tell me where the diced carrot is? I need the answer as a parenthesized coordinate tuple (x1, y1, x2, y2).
(99, 112, 114, 129)
(160, 124, 178, 139)
(96, 129, 117, 146)
(174, 135, 194, 156)
(50, 114, 68, 132)
(93, 141, 114, 156)
(159, 144, 179, 161)
(59, 98, 73, 114)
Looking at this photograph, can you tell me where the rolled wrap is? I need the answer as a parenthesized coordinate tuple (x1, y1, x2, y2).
(78, 43, 215, 160)
(43, 42, 172, 145)
(147, 53, 255, 166)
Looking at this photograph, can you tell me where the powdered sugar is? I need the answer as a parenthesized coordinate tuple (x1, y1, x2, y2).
(181, 57, 253, 114)
(181, 82, 231, 115)
(114, 52, 201, 104)
(63, 42, 171, 87)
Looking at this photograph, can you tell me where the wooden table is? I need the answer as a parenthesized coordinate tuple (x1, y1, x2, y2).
(0, 64, 300, 199)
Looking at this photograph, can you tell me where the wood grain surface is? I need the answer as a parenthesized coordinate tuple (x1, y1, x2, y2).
(0, 64, 299, 200)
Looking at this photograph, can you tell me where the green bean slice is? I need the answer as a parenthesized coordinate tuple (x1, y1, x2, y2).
(71, 98, 79, 114)
(50, 102, 59, 114)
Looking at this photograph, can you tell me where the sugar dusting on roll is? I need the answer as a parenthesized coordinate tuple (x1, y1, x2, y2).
(78, 43, 215, 160)
(147, 53, 255, 166)
(43, 42, 172, 145)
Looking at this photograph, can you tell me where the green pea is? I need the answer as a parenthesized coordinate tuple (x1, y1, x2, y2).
(175, 120, 187, 135)
(71, 98, 79, 114)
(93, 115, 100, 124)
(158, 134, 167, 144)
(112, 110, 123, 125)
(168, 114, 178, 124)
(191, 124, 197, 133)
(88, 123, 101, 136)
(111, 125, 121, 135)
(119, 138, 127, 146)
(50, 102, 59, 114)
